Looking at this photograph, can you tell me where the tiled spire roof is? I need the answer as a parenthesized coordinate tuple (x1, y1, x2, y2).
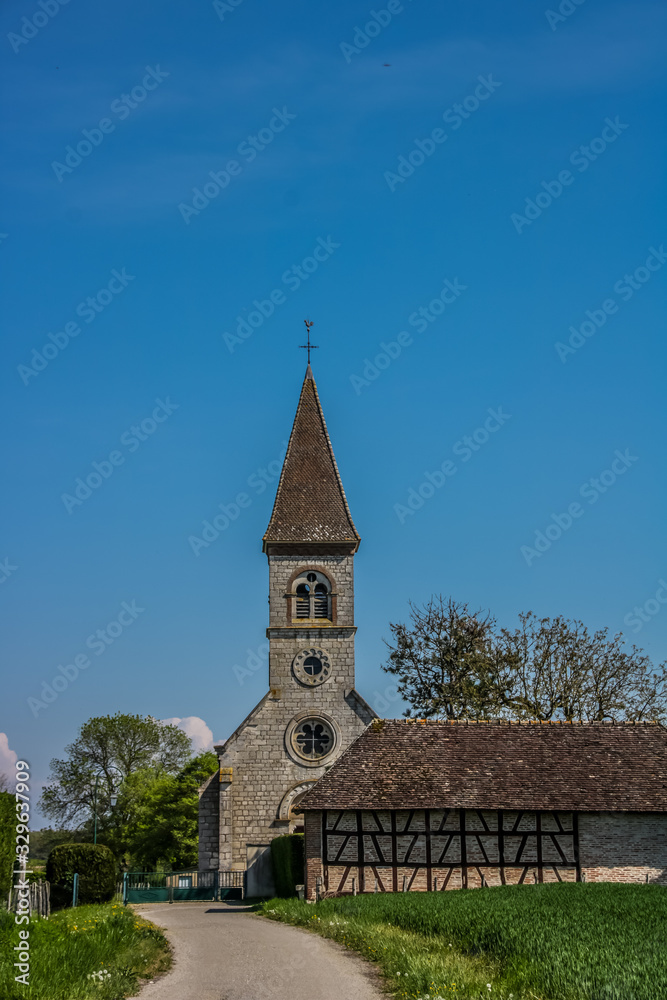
(263, 366, 360, 550)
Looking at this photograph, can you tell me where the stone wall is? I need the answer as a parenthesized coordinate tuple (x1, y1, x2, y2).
(268, 554, 355, 629)
(198, 771, 219, 871)
(212, 689, 372, 872)
(580, 812, 667, 883)
(198, 544, 377, 882)
(305, 809, 323, 898)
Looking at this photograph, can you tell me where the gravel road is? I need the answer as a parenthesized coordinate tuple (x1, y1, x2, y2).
(135, 902, 383, 1000)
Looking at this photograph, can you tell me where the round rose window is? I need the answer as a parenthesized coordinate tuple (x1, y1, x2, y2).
(290, 718, 335, 761)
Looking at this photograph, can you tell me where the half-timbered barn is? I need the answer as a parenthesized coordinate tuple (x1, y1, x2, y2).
(300, 719, 667, 898)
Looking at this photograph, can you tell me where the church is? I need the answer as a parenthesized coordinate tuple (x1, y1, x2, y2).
(198, 363, 376, 894)
(199, 360, 667, 900)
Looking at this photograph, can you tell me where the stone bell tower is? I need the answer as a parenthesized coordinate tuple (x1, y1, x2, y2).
(199, 364, 375, 894)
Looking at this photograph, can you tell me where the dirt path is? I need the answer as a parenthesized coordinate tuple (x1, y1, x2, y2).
(135, 902, 383, 1000)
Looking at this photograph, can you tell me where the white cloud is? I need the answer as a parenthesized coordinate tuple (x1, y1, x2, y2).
(161, 716, 214, 753)
(0, 733, 18, 787)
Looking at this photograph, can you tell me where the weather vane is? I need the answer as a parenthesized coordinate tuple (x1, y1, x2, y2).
(299, 319, 319, 364)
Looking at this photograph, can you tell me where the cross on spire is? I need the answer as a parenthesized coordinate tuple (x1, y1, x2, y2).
(299, 319, 319, 365)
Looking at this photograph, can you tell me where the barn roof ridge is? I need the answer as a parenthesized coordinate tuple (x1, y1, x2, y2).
(300, 716, 667, 813)
(386, 718, 660, 726)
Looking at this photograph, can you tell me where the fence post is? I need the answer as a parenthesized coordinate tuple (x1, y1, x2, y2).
(72, 873, 79, 908)
(315, 876, 322, 902)
(402, 875, 407, 893)
(214, 870, 219, 902)
(433, 877, 438, 892)
(122, 872, 128, 906)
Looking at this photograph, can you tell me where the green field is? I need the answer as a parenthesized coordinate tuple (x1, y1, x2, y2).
(0, 903, 171, 1000)
(260, 883, 667, 1000)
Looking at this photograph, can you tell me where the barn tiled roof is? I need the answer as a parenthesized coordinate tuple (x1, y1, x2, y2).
(263, 366, 360, 550)
(300, 720, 667, 813)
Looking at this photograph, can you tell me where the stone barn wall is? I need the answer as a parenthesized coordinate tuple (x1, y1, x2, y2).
(580, 812, 667, 884)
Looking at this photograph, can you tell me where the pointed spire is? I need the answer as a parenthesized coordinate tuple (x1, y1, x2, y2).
(263, 368, 360, 552)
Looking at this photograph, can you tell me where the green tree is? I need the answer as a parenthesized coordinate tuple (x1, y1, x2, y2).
(382, 597, 510, 719)
(28, 828, 76, 862)
(39, 713, 192, 851)
(125, 752, 218, 870)
(499, 611, 667, 722)
(383, 598, 667, 722)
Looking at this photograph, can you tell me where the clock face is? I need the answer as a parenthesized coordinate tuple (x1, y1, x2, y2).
(292, 647, 332, 687)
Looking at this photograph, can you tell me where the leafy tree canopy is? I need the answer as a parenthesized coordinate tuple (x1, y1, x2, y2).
(383, 596, 667, 723)
(39, 713, 192, 839)
(125, 752, 218, 871)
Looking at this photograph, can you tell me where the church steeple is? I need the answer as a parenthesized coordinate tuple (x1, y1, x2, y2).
(262, 367, 360, 552)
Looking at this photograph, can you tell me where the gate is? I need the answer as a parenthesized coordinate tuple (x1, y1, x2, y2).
(123, 870, 245, 903)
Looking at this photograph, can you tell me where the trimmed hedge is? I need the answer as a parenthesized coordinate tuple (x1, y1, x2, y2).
(270, 834, 304, 897)
(0, 792, 15, 901)
(46, 843, 116, 908)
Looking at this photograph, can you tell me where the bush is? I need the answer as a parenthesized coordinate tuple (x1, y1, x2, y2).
(270, 834, 304, 897)
(0, 792, 15, 901)
(46, 843, 116, 908)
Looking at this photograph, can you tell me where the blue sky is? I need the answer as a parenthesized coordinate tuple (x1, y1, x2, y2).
(1, 0, 666, 824)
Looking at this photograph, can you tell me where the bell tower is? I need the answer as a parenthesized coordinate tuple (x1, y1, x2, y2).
(263, 363, 360, 711)
(199, 359, 374, 891)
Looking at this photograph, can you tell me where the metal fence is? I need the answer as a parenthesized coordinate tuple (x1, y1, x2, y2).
(123, 869, 244, 903)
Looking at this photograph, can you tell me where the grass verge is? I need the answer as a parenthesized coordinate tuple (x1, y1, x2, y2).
(259, 882, 667, 1000)
(0, 902, 171, 999)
